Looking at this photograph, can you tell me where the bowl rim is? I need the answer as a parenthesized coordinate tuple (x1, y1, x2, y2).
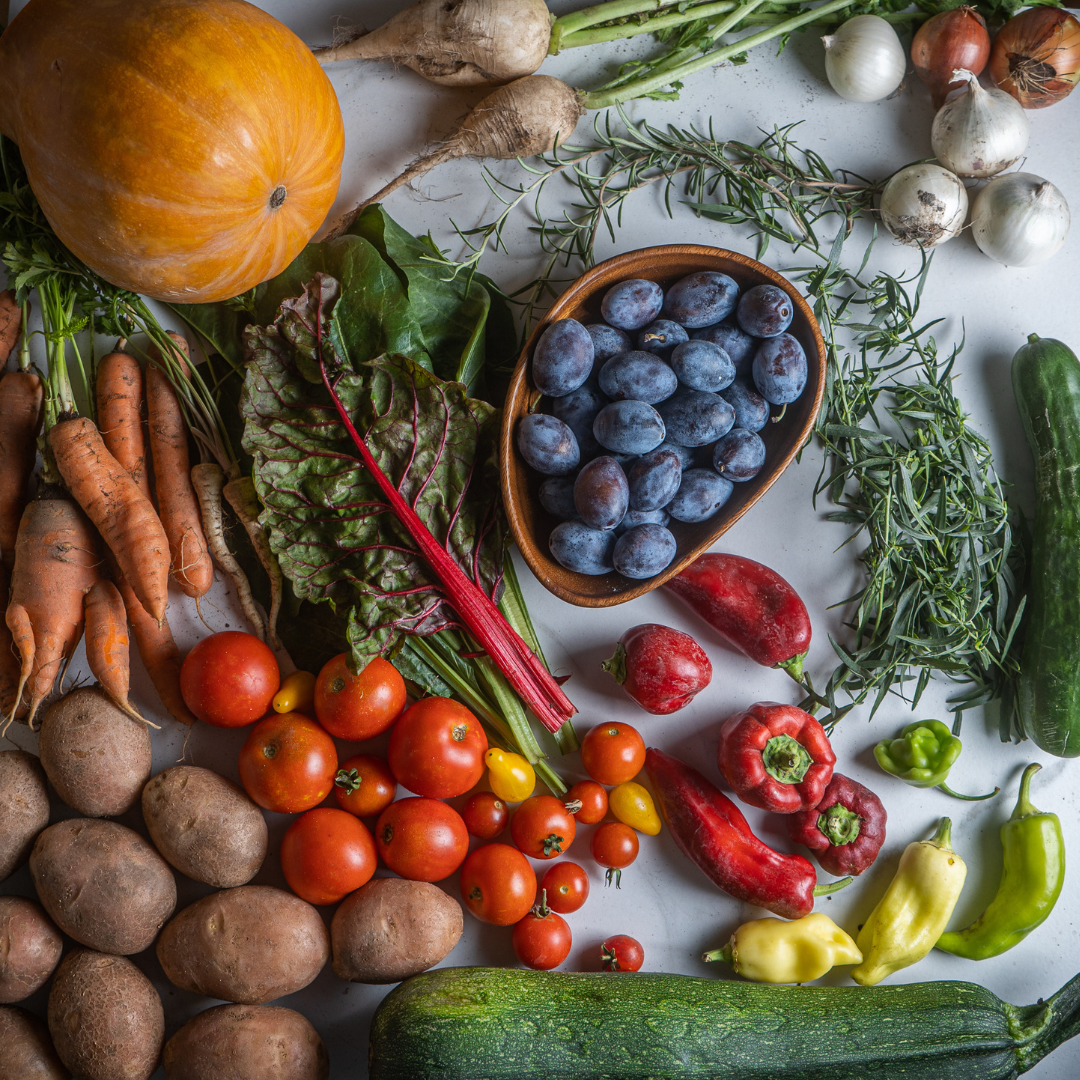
(499, 243, 826, 607)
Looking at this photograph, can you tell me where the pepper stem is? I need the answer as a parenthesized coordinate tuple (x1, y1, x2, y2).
(930, 817, 953, 850)
(601, 643, 628, 686)
(937, 781, 1000, 802)
(777, 651, 807, 683)
(1010, 763, 1043, 821)
(812, 876, 852, 897)
(762, 734, 813, 784)
(702, 943, 734, 965)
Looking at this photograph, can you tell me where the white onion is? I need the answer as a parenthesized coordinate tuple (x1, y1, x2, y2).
(971, 173, 1070, 267)
(823, 15, 907, 103)
(931, 69, 1029, 179)
(879, 163, 969, 248)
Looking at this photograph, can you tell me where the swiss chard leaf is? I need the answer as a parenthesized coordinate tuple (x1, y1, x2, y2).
(240, 273, 506, 668)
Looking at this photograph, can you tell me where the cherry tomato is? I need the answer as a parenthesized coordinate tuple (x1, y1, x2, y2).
(580, 721, 646, 786)
(541, 861, 590, 914)
(510, 795, 577, 860)
(485, 748, 535, 803)
(512, 893, 572, 970)
(462, 791, 509, 840)
(238, 712, 337, 813)
(459, 843, 536, 925)
(333, 754, 397, 818)
(566, 780, 608, 824)
(279, 807, 376, 905)
(601, 934, 644, 972)
(609, 781, 662, 835)
(375, 797, 469, 882)
(180, 630, 280, 727)
(314, 654, 406, 741)
(591, 821, 639, 887)
(388, 697, 488, 798)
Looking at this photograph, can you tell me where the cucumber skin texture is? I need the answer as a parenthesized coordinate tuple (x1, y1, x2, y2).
(1012, 336, 1080, 757)
(368, 968, 1019, 1080)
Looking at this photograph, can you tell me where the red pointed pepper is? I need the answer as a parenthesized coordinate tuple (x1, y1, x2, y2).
(787, 773, 887, 877)
(645, 748, 848, 920)
(717, 702, 835, 813)
(663, 553, 811, 680)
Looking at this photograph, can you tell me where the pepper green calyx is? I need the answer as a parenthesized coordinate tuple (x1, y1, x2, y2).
(762, 734, 812, 784)
(817, 802, 862, 846)
(1012, 762, 1042, 820)
(930, 817, 954, 851)
(702, 943, 734, 965)
(601, 643, 628, 686)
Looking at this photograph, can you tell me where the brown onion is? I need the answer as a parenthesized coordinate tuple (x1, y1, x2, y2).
(912, 7, 990, 109)
(990, 8, 1080, 108)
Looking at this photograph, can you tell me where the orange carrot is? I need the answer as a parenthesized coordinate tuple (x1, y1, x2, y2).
(147, 333, 213, 599)
(0, 560, 28, 725)
(0, 290, 20, 363)
(5, 491, 100, 727)
(96, 347, 152, 503)
(46, 416, 171, 625)
(84, 578, 155, 727)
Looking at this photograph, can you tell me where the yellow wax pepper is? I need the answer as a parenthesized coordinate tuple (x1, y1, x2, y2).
(273, 670, 316, 714)
(852, 817, 966, 986)
(703, 913, 861, 983)
(485, 748, 536, 803)
(609, 781, 662, 835)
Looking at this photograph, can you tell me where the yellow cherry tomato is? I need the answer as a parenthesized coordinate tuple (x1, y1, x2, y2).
(273, 670, 316, 715)
(485, 748, 535, 803)
(609, 781, 662, 835)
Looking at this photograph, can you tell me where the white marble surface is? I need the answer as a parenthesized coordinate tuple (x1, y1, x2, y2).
(3, 0, 1080, 1076)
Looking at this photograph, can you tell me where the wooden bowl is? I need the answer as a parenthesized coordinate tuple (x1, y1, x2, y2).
(500, 245, 826, 607)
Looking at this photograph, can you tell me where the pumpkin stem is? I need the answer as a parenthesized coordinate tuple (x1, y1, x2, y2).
(269, 185, 287, 210)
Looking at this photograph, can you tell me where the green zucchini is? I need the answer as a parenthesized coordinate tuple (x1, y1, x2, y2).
(368, 967, 1080, 1079)
(1012, 334, 1080, 756)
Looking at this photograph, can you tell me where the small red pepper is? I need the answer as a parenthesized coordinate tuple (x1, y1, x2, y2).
(645, 748, 848, 920)
(663, 553, 811, 680)
(717, 702, 835, 814)
(602, 623, 712, 715)
(787, 773, 887, 877)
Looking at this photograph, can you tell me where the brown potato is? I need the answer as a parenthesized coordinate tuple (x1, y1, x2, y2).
(0, 896, 63, 1003)
(38, 687, 152, 817)
(0, 1005, 70, 1080)
(48, 950, 163, 1080)
(142, 766, 267, 887)
(162, 1004, 329, 1080)
(0, 749, 50, 882)
(157, 885, 329, 1004)
(331, 877, 463, 984)
(29, 819, 176, 955)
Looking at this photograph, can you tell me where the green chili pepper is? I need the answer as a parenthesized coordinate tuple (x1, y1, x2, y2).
(936, 763, 1065, 961)
(873, 719, 998, 801)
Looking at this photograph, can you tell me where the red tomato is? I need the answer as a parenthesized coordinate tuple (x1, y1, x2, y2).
(591, 821, 639, 887)
(541, 861, 590, 914)
(280, 807, 376, 905)
(459, 843, 536, 925)
(566, 780, 608, 825)
(314, 654, 406, 741)
(580, 721, 646, 786)
(238, 712, 337, 813)
(510, 795, 577, 860)
(375, 797, 469, 882)
(333, 754, 397, 818)
(462, 791, 509, 840)
(512, 900, 572, 970)
(387, 697, 488, 798)
(180, 630, 280, 727)
(601, 934, 644, 972)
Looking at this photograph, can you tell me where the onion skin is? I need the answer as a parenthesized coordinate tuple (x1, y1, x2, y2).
(912, 7, 990, 109)
(990, 8, 1080, 109)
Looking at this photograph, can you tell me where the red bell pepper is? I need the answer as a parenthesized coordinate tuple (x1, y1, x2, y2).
(662, 553, 811, 680)
(787, 772, 887, 877)
(717, 701, 835, 813)
(645, 748, 848, 920)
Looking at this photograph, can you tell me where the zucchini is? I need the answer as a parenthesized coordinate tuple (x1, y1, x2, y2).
(368, 967, 1080, 1080)
(1012, 334, 1080, 756)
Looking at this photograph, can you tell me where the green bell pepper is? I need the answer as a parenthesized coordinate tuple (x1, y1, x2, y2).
(873, 719, 998, 801)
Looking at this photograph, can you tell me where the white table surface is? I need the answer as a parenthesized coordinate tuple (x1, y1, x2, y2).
(3, 0, 1079, 1077)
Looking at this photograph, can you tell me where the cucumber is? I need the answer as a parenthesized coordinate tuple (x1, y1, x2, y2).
(368, 967, 1080, 1079)
(1012, 334, 1080, 756)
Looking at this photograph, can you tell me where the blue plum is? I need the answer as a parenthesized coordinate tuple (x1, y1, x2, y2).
(516, 414, 580, 476)
(693, 321, 758, 374)
(668, 469, 734, 523)
(663, 272, 739, 328)
(737, 284, 794, 338)
(532, 318, 594, 397)
(574, 457, 630, 531)
(538, 476, 579, 520)
(613, 523, 678, 580)
(712, 428, 766, 481)
(593, 401, 666, 455)
(552, 383, 606, 459)
(669, 339, 735, 393)
(658, 440, 695, 470)
(657, 389, 735, 447)
(549, 521, 617, 575)
(600, 279, 664, 331)
(586, 323, 632, 364)
(637, 320, 689, 360)
(752, 333, 808, 405)
(598, 351, 678, 405)
(615, 507, 671, 534)
(720, 378, 769, 433)
(626, 448, 683, 512)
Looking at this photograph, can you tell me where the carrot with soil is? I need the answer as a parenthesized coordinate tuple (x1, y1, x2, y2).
(84, 578, 155, 727)
(96, 344, 152, 502)
(0, 560, 27, 723)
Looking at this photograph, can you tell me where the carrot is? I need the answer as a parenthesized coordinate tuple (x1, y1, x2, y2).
(96, 346, 152, 503)
(0, 560, 28, 726)
(83, 578, 156, 728)
(5, 490, 100, 728)
(147, 333, 213, 599)
(0, 289, 19, 363)
(46, 415, 171, 625)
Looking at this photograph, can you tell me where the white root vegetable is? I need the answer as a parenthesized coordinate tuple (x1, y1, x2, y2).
(223, 476, 284, 651)
(314, 0, 552, 88)
(327, 73, 583, 237)
(879, 163, 969, 248)
(191, 462, 266, 642)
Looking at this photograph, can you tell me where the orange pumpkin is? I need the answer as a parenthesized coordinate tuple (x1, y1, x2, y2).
(0, 0, 344, 303)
